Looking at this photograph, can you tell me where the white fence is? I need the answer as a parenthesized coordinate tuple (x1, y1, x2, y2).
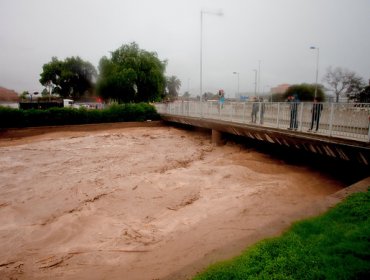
(155, 101, 370, 142)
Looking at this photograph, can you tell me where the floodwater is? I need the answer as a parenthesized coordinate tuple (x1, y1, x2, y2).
(0, 123, 367, 279)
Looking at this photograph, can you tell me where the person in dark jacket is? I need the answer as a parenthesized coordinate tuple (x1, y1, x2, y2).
(308, 98, 323, 132)
(288, 95, 299, 130)
(259, 97, 266, 124)
(251, 98, 259, 123)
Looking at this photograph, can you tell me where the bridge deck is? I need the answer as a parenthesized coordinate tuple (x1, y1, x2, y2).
(156, 101, 370, 142)
(155, 101, 370, 165)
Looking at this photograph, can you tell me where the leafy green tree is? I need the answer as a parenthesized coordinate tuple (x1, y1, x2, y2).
(39, 56, 97, 100)
(323, 66, 364, 103)
(97, 42, 167, 103)
(283, 84, 325, 101)
(271, 93, 284, 102)
(41, 88, 48, 97)
(166, 76, 181, 100)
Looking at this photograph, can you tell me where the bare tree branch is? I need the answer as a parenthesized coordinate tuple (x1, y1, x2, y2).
(323, 66, 364, 102)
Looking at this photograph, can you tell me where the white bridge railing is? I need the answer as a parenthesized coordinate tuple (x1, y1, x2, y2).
(155, 101, 370, 142)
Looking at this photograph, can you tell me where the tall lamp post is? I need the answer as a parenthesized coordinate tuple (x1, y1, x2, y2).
(252, 69, 257, 97)
(200, 9, 223, 113)
(258, 60, 261, 95)
(264, 85, 271, 101)
(233, 71, 240, 98)
(310, 46, 320, 99)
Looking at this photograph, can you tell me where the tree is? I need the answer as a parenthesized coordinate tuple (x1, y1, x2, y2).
(41, 88, 49, 97)
(182, 91, 191, 99)
(348, 82, 370, 103)
(39, 56, 97, 100)
(202, 92, 219, 101)
(283, 84, 325, 102)
(323, 66, 364, 103)
(166, 76, 181, 100)
(97, 42, 167, 103)
(359, 85, 370, 103)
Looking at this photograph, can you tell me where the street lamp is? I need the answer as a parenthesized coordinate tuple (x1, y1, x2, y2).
(233, 72, 240, 98)
(200, 9, 223, 108)
(264, 85, 271, 101)
(310, 46, 320, 99)
(252, 69, 257, 97)
(258, 60, 261, 95)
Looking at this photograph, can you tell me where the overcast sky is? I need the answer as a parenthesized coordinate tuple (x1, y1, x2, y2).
(1, 0, 369, 97)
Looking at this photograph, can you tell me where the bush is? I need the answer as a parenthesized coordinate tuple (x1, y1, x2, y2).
(0, 106, 24, 128)
(284, 84, 326, 102)
(0, 103, 160, 128)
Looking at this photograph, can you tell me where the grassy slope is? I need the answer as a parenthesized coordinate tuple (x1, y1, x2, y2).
(194, 188, 370, 280)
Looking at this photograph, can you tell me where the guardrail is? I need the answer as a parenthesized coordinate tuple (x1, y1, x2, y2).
(155, 101, 370, 142)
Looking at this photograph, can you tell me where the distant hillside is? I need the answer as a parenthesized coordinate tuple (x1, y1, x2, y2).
(0, 87, 19, 101)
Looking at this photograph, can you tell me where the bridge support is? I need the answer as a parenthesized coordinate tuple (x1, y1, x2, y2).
(212, 129, 223, 146)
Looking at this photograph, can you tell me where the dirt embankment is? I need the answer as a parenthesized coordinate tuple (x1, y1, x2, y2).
(0, 123, 368, 280)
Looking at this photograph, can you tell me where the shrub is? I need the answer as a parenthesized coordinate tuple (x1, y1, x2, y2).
(0, 106, 24, 128)
(0, 103, 160, 128)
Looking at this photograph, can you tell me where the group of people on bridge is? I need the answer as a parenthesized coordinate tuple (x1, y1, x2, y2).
(241, 94, 324, 132)
(285, 95, 323, 132)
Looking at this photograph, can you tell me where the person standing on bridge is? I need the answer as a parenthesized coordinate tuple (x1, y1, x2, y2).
(288, 95, 299, 130)
(259, 97, 266, 124)
(218, 89, 225, 112)
(308, 98, 323, 132)
(251, 97, 259, 123)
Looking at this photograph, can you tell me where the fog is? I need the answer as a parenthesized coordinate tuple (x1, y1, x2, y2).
(0, 0, 369, 97)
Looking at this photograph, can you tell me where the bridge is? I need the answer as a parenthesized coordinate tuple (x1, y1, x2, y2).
(155, 101, 370, 166)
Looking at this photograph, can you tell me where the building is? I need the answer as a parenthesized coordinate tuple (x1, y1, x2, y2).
(271, 84, 290, 94)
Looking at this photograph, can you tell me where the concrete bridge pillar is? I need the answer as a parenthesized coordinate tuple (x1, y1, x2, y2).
(212, 129, 223, 146)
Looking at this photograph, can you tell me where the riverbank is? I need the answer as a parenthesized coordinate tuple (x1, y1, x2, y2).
(193, 180, 370, 279)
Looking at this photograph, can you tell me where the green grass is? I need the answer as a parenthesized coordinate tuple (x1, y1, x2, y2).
(194, 188, 370, 280)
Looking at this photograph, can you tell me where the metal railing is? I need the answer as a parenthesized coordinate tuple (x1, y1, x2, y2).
(155, 101, 370, 142)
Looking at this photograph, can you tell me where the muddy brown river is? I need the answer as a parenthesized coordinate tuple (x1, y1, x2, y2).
(0, 122, 368, 279)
